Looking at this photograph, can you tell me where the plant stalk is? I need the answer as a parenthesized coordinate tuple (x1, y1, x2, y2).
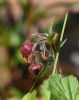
(52, 12, 68, 75)
(30, 66, 46, 92)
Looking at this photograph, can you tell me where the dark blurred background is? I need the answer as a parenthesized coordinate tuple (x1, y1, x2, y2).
(0, 0, 79, 99)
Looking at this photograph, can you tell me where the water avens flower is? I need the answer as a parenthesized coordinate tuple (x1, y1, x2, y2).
(20, 32, 58, 74)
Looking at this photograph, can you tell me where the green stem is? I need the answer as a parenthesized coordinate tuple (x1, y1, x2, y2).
(52, 52, 59, 75)
(60, 12, 68, 42)
(30, 66, 46, 92)
(52, 12, 68, 75)
(49, 19, 54, 34)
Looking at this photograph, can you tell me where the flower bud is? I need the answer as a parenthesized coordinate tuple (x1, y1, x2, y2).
(40, 51, 48, 60)
(20, 41, 34, 63)
(28, 63, 42, 75)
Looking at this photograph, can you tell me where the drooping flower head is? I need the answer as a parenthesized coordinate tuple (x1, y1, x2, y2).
(20, 32, 58, 75)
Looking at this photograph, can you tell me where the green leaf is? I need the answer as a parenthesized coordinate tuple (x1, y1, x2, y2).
(49, 74, 79, 100)
(39, 80, 51, 100)
(75, 83, 79, 100)
(21, 90, 36, 100)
